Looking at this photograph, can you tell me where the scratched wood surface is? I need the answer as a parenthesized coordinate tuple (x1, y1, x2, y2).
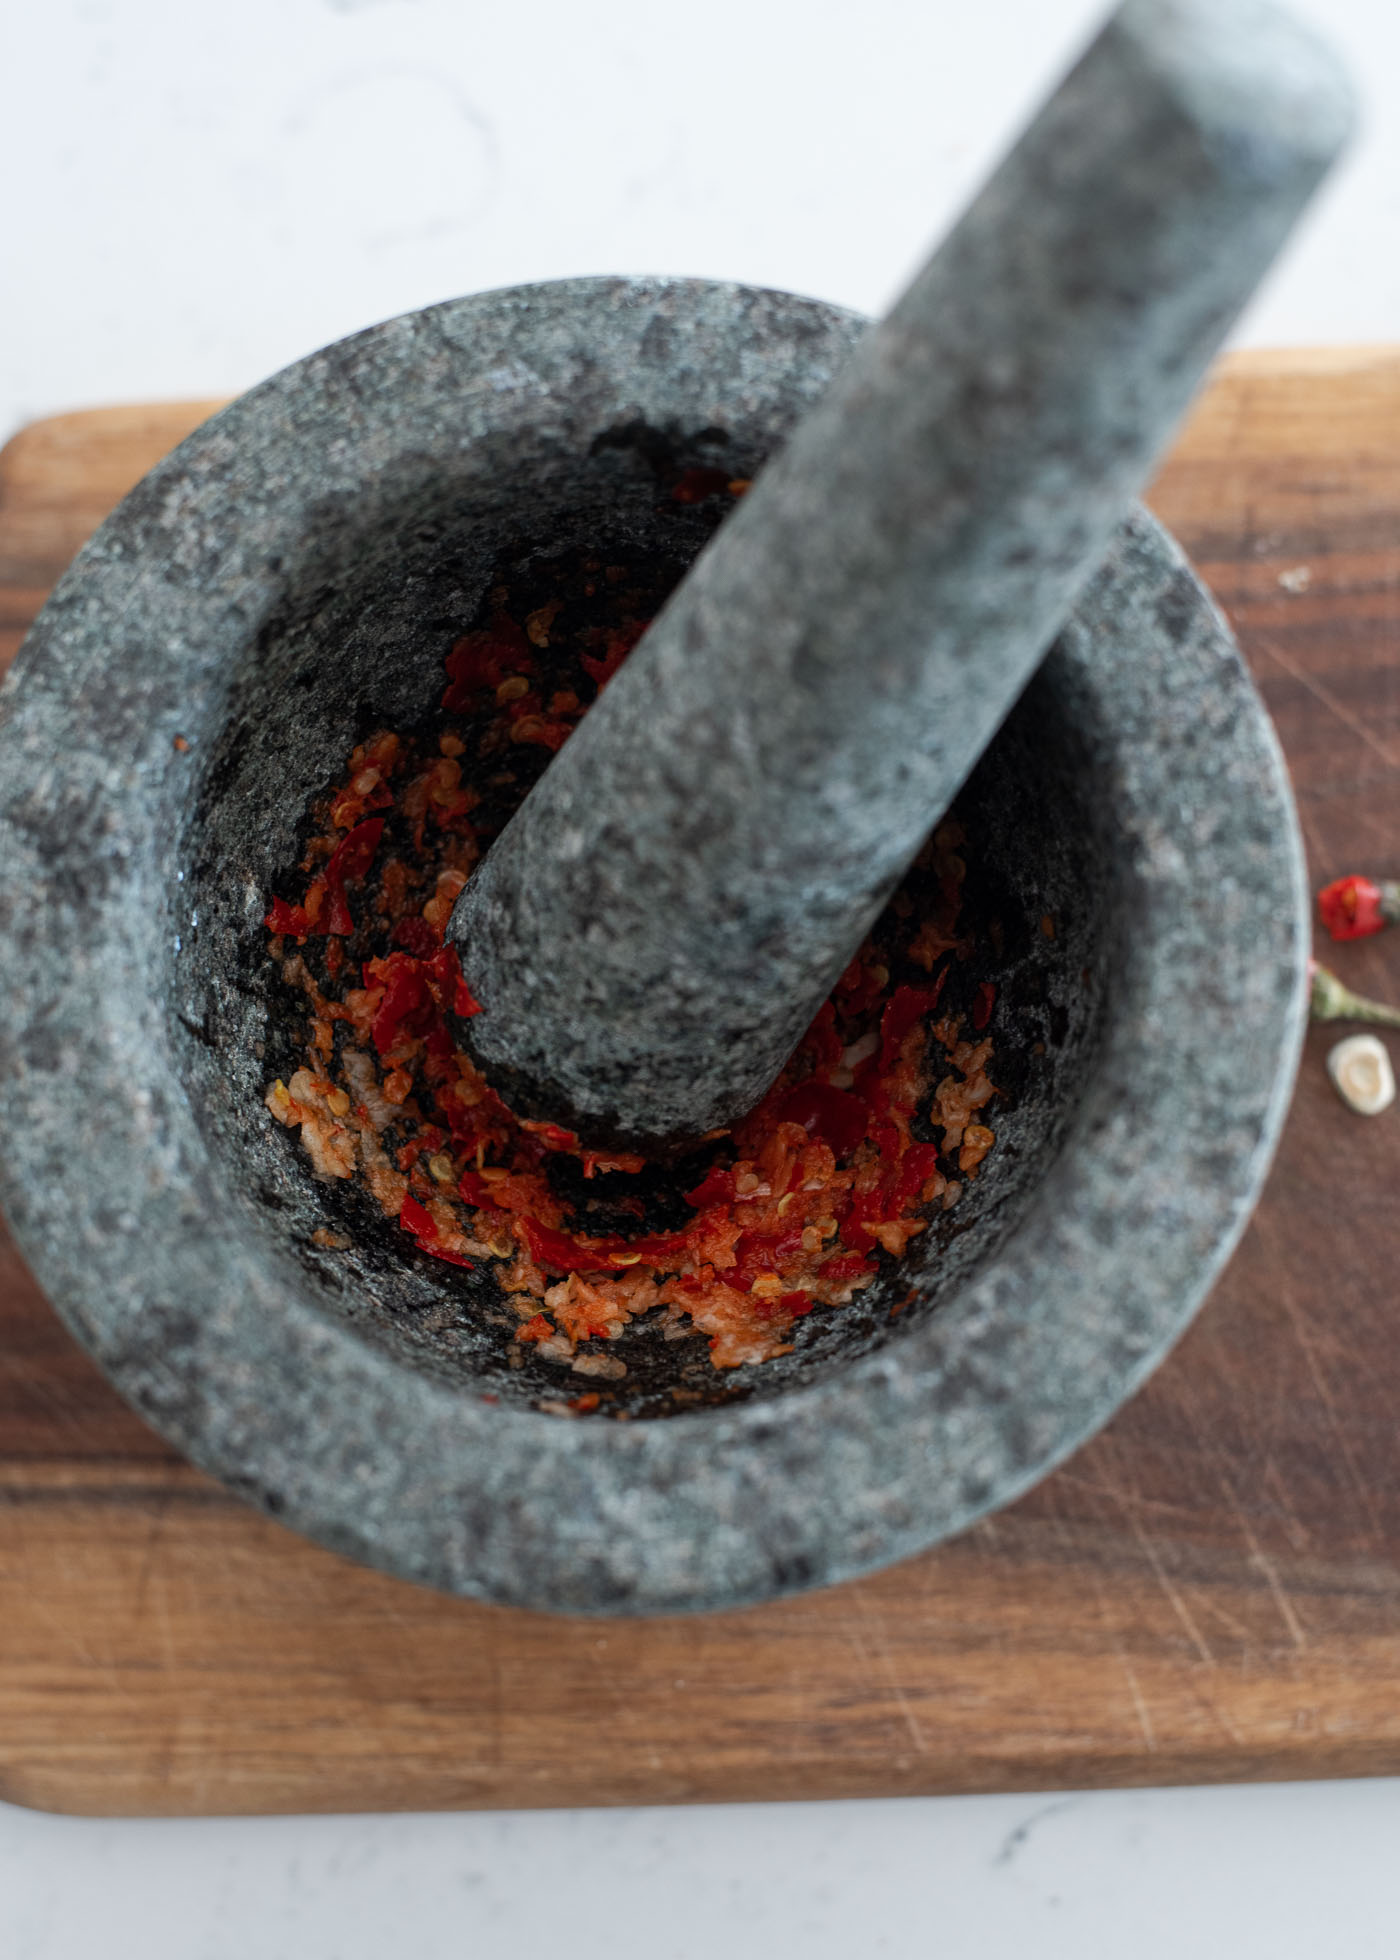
(2, 352, 1400, 1818)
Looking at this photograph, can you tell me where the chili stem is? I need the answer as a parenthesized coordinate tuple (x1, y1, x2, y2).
(1310, 963, 1400, 1028)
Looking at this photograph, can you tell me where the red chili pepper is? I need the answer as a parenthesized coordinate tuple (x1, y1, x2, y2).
(819, 1251, 876, 1284)
(513, 1213, 694, 1276)
(773, 1081, 868, 1159)
(323, 817, 384, 935)
(518, 1118, 581, 1152)
(624, 1230, 691, 1264)
(684, 1166, 737, 1209)
(426, 945, 458, 998)
(580, 647, 622, 688)
(367, 947, 477, 1054)
(264, 896, 311, 937)
(438, 1092, 485, 1146)
(441, 615, 534, 712)
(425, 943, 483, 1018)
(399, 1190, 472, 1266)
(670, 466, 732, 504)
(580, 621, 646, 689)
(780, 1291, 814, 1317)
(392, 916, 440, 957)
(510, 1128, 549, 1169)
(731, 1229, 807, 1290)
(841, 1132, 934, 1237)
(519, 1218, 616, 1275)
(367, 953, 435, 1055)
(971, 981, 997, 1031)
(839, 1191, 886, 1249)
(400, 1193, 436, 1238)
(582, 1149, 647, 1179)
(423, 1019, 456, 1060)
(398, 1128, 447, 1172)
(1317, 874, 1392, 941)
(424, 1242, 473, 1268)
(893, 1142, 942, 1207)
(878, 978, 947, 1071)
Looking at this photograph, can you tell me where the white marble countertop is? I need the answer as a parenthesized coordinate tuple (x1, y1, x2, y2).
(2, 1780, 1400, 1958)
(4, 1, 1400, 1952)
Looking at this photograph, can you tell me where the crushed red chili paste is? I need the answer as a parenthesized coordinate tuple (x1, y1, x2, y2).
(261, 546, 1000, 1384)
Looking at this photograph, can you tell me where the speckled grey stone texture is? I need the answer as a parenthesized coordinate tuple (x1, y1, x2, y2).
(448, 0, 1351, 1153)
(0, 277, 1307, 1613)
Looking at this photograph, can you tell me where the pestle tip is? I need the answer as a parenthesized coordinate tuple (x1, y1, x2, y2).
(1116, 0, 1356, 169)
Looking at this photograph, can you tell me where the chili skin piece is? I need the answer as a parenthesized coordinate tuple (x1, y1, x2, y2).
(1317, 874, 1400, 941)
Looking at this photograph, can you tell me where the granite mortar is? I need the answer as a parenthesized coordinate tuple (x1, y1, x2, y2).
(0, 279, 1308, 1613)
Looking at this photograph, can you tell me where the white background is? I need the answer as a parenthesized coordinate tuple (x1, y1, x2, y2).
(4, 1, 1400, 1953)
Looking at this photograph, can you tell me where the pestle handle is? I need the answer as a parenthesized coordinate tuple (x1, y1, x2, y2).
(449, 0, 1353, 1153)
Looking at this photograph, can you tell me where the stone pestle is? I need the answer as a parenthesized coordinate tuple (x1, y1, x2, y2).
(447, 0, 1352, 1154)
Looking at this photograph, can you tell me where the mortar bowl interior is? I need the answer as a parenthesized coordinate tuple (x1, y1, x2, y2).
(190, 472, 1108, 1419)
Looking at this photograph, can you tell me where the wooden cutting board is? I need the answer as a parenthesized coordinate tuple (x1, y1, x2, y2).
(3, 351, 1400, 1818)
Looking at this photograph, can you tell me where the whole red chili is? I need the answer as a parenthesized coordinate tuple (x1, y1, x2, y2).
(1317, 874, 1400, 941)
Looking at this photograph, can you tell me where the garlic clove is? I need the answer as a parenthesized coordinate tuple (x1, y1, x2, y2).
(1326, 1033, 1396, 1115)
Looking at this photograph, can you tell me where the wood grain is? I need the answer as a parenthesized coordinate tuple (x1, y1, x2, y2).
(3, 353, 1400, 1817)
